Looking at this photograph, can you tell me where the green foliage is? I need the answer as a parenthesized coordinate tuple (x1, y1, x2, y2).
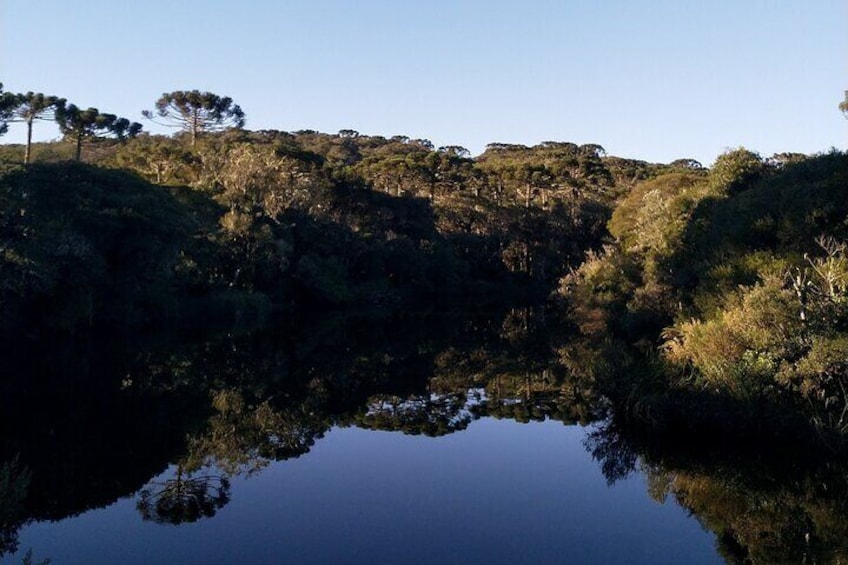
(557, 247, 641, 337)
(664, 235, 848, 433)
(560, 171, 710, 340)
(678, 150, 848, 320)
(0, 84, 18, 137)
(608, 172, 708, 255)
(2, 120, 638, 315)
(664, 275, 803, 396)
(112, 134, 195, 185)
(144, 90, 245, 146)
(708, 147, 769, 195)
(577, 151, 846, 338)
(559, 147, 848, 440)
(0, 163, 194, 332)
(6, 92, 66, 165)
(691, 250, 791, 317)
(55, 104, 141, 161)
(692, 151, 847, 256)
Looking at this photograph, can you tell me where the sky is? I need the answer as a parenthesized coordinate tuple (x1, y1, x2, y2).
(1, 0, 845, 165)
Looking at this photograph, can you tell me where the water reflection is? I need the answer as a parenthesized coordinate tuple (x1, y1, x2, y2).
(586, 419, 848, 564)
(3, 308, 848, 563)
(137, 467, 230, 525)
(0, 458, 29, 556)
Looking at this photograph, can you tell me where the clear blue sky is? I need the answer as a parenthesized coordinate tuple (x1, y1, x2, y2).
(1, 0, 845, 165)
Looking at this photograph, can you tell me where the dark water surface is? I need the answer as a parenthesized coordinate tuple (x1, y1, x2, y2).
(12, 421, 717, 565)
(2, 309, 846, 564)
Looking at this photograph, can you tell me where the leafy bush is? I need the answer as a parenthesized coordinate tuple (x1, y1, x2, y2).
(664, 275, 803, 397)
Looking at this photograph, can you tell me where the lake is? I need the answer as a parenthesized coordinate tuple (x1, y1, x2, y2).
(10, 421, 719, 565)
(1, 309, 845, 564)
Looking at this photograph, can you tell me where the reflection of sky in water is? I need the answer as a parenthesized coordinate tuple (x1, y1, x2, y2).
(11, 419, 720, 565)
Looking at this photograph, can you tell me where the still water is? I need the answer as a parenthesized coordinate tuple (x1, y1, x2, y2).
(11, 420, 717, 565)
(2, 310, 845, 563)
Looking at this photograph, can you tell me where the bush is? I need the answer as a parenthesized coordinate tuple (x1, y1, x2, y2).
(664, 275, 803, 397)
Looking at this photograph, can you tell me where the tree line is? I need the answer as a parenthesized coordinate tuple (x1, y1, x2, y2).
(1, 86, 690, 336)
(0, 85, 248, 163)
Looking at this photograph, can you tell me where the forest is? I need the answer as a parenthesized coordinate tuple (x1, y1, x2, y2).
(1, 85, 848, 452)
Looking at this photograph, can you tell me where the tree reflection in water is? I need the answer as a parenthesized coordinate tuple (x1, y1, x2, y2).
(5, 307, 848, 563)
(0, 458, 30, 555)
(182, 389, 325, 476)
(586, 418, 848, 564)
(137, 467, 230, 525)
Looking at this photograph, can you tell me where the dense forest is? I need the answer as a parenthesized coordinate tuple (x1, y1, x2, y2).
(0, 87, 680, 334)
(1, 88, 848, 450)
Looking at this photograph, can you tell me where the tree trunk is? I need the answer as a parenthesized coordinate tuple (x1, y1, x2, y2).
(191, 109, 199, 147)
(75, 133, 83, 161)
(24, 118, 33, 166)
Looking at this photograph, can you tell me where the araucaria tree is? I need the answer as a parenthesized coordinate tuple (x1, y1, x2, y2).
(0, 83, 16, 137)
(8, 92, 66, 165)
(143, 90, 245, 146)
(55, 105, 142, 161)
